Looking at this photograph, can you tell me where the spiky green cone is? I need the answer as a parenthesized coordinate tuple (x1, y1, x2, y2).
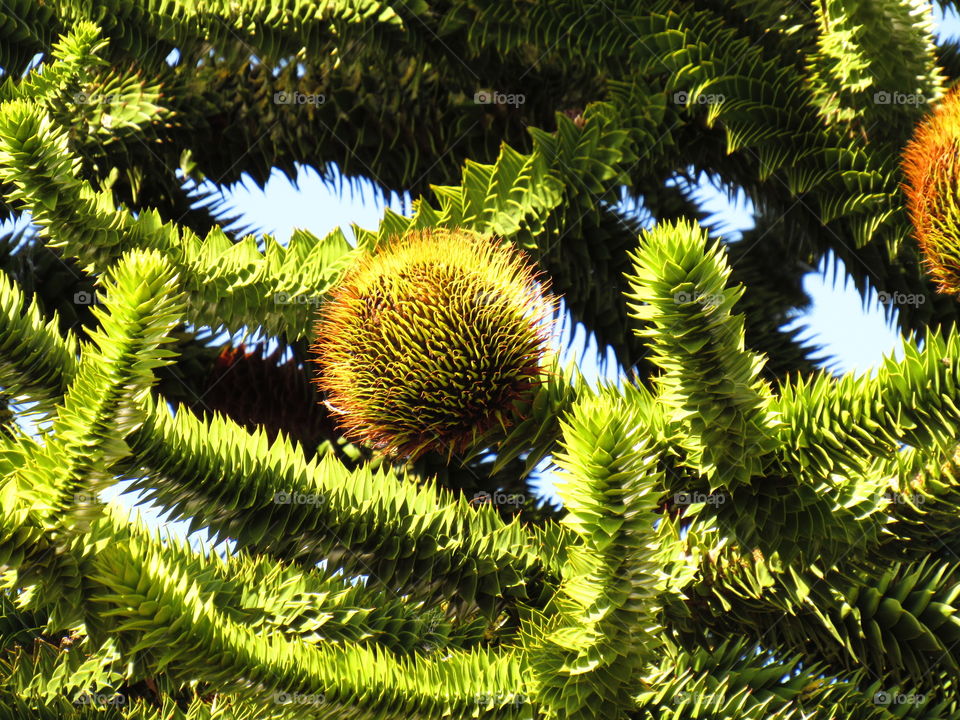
(311, 228, 557, 461)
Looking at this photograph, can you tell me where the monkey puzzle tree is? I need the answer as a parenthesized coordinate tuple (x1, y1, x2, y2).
(4, 1, 960, 719)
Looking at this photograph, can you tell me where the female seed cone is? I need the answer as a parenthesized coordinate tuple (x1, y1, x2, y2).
(311, 228, 557, 460)
(903, 87, 960, 295)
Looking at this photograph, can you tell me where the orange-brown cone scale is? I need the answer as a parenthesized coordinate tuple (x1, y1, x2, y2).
(903, 86, 960, 295)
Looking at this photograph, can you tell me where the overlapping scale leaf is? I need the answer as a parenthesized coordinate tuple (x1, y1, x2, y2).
(636, 639, 897, 720)
(0, 250, 182, 630)
(703, 471, 889, 567)
(625, 219, 779, 490)
(884, 443, 960, 559)
(81, 507, 527, 720)
(793, 559, 960, 687)
(808, 0, 944, 147)
(123, 395, 551, 615)
(0, 100, 359, 342)
(0, 268, 78, 413)
(776, 328, 960, 481)
(523, 392, 664, 719)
